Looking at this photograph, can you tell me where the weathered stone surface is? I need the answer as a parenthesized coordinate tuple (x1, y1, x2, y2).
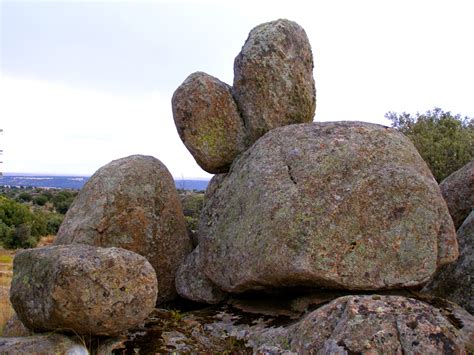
(2, 314, 33, 337)
(289, 295, 467, 354)
(10, 245, 157, 336)
(121, 294, 473, 353)
(440, 159, 474, 229)
(175, 246, 226, 304)
(172, 72, 247, 173)
(54, 155, 192, 303)
(423, 211, 474, 314)
(199, 122, 458, 293)
(0, 334, 88, 355)
(233, 19, 316, 144)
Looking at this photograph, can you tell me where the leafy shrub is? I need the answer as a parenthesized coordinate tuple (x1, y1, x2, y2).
(386, 107, 474, 182)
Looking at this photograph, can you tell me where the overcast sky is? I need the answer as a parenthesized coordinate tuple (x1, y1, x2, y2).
(1, 0, 473, 178)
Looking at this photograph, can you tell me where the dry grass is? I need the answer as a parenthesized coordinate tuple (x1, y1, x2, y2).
(37, 235, 56, 247)
(0, 247, 14, 335)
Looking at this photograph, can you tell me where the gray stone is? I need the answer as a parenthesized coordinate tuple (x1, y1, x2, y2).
(0, 334, 88, 355)
(199, 122, 458, 293)
(440, 159, 474, 229)
(233, 19, 316, 144)
(10, 245, 157, 336)
(288, 295, 467, 354)
(175, 246, 226, 304)
(172, 72, 247, 173)
(54, 155, 192, 303)
(423, 211, 474, 313)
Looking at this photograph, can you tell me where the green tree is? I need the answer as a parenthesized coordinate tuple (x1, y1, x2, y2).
(385, 107, 474, 182)
(33, 194, 49, 206)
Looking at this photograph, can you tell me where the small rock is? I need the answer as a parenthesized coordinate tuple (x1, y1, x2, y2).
(10, 245, 157, 336)
(423, 211, 474, 313)
(175, 246, 226, 304)
(440, 159, 474, 229)
(233, 19, 316, 144)
(54, 155, 192, 303)
(172, 72, 247, 173)
(2, 313, 33, 337)
(0, 334, 88, 355)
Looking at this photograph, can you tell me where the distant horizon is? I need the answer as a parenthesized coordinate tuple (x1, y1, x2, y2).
(1, 172, 211, 180)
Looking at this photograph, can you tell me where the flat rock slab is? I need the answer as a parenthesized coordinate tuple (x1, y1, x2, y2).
(54, 155, 191, 303)
(10, 245, 157, 336)
(198, 122, 457, 294)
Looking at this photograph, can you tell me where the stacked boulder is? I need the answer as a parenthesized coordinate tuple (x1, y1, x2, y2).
(172, 19, 316, 174)
(172, 19, 470, 352)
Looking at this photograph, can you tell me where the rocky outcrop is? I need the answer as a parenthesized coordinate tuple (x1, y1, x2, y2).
(175, 247, 226, 304)
(440, 159, 474, 229)
(287, 295, 467, 353)
(423, 211, 474, 313)
(54, 155, 192, 303)
(10, 245, 157, 336)
(198, 122, 457, 293)
(233, 19, 316, 144)
(172, 72, 247, 173)
(0, 334, 88, 355)
(121, 294, 473, 353)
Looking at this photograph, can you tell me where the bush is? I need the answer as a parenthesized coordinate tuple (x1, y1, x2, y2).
(386, 107, 474, 182)
(33, 195, 49, 206)
(17, 192, 32, 202)
(0, 196, 61, 249)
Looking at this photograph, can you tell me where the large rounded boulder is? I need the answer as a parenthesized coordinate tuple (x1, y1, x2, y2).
(198, 122, 458, 293)
(440, 159, 474, 229)
(172, 72, 247, 173)
(233, 19, 316, 144)
(54, 155, 192, 303)
(9, 245, 158, 336)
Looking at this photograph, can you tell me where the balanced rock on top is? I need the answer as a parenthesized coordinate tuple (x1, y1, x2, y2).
(172, 72, 246, 173)
(54, 155, 192, 303)
(193, 122, 457, 294)
(172, 19, 316, 174)
(233, 19, 316, 143)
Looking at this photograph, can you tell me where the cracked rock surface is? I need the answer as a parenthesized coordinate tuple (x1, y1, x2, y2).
(9, 245, 157, 336)
(195, 122, 457, 294)
(54, 155, 192, 303)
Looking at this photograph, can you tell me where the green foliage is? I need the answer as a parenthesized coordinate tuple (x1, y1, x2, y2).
(386, 107, 474, 182)
(33, 194, 49, 206)
(52, 191, 76, 214)
(0, 196, 64, 249)
(17, 192, 32, 202)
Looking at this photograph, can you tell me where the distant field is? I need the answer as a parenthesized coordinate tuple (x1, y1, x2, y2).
(0, 174, 209, 191)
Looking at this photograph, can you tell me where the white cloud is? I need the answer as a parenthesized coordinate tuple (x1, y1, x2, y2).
(0, 76, 212, 178)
